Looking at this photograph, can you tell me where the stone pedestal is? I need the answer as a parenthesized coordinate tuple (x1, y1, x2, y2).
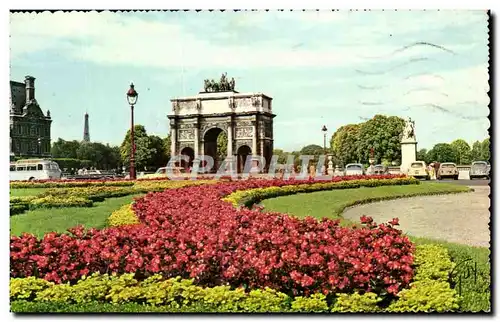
(327, 155, 334, 175)
(400, 139, 417, 174)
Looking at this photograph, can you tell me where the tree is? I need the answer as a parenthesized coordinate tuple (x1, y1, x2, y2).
(217, 132, 228, 161)
(427, 143, 458, 163)
(273, 149, 291, 164)
(163, 135, 171, 160)
(148, 135, 169, 169)
(120, 125, 157, 171)
(416, 148, 430, 164)
(330, 124, 361, 166)
(356, 115, 405, 165)
(471, 140, 482, 162)
(450, 139, 471, 165)
(481, 138, 490, 162)
(300, 144, 325, 156)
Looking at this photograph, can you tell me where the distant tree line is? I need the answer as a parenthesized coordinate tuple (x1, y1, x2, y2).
(417, 138, 490, 165)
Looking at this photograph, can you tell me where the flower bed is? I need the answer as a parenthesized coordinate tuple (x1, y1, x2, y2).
(11, 175, 415, 298)
(10, 244, 458, 312)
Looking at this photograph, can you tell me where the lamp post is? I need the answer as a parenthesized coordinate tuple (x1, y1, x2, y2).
(126, 82, 138, 180)
(322, 125, 328, 174)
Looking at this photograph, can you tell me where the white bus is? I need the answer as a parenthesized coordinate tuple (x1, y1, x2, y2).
(9, 159, 62, 181)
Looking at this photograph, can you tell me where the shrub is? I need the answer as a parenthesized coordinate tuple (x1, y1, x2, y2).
(386, 280, 459, 312)
(28, 196, 93, 209)
(291, 293, 329, 312)
(107, 204, 140, 227)
(331, 292, 382, 312)
(413, 245, 455, 282)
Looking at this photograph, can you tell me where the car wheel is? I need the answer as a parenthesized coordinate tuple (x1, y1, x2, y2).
(454, 175, 459, 180)
(28, 177, 35, 181)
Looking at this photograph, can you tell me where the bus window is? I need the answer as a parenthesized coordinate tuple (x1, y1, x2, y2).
(27, 165, 37, 171)
(37, 164, 43, 171)
(10, 165, 15, 171)
(16, 166, 26, 171)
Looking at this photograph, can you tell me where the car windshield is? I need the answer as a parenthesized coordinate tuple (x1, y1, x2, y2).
(156, 168, 166, 174)
(346, 165, 362, 170)
(441, 164, 455, 168)
(473, 162, 487, 167)
(411, 163, 424, 168)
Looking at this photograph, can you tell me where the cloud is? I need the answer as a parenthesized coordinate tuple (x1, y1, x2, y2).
(10, 11, 488, 70)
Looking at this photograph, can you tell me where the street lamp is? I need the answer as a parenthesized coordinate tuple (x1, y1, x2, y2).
(322, 125, 328, 174)
(126, 82, 138, 180)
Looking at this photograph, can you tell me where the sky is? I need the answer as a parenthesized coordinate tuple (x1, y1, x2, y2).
(9, 10, 490, 151)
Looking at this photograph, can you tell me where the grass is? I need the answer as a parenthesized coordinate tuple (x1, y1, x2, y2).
(10, 194, 143, 238)
(10, 188, 49, 197)
(262, 182, 490, 312)
(261, 182, 469, 222)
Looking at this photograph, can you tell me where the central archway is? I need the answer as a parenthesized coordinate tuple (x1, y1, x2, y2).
(204, 127, 226, 173)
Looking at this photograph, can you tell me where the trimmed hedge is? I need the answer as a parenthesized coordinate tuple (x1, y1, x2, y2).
(9, 244, 459, 313)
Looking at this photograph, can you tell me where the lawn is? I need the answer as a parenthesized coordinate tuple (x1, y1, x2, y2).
(262, 182, 490, 312)
(261, 182, 469, 221)
(10, 194, 143, 238)
(10, 188, 49, 197)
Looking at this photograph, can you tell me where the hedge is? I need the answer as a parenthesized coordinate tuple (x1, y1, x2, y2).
(10, 244, 459, 313)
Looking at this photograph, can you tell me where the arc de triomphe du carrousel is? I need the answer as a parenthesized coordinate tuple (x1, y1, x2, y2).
(168, 74, 275, 173)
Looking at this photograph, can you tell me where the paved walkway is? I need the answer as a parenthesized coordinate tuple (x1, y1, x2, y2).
(342, 186, 490, 247)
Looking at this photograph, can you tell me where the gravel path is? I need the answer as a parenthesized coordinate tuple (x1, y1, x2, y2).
(342, 186, 490, 247)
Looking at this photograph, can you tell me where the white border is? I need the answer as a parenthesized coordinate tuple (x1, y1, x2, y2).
(1, 1, 496, 321)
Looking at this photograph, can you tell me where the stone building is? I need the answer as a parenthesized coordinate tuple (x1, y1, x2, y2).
(10, 76, 52, 159)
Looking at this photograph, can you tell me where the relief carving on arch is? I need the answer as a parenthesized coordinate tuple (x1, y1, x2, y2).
(178, 129, 194, 140)
(236, 127, 253, 138)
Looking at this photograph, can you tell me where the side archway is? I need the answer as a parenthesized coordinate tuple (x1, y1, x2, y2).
(237, 145, 252, 174)
(180, 147, 195, 170)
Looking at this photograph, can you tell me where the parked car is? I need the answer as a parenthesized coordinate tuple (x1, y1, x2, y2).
(469, 161, 490, 180)
(438, 162, 459, 180)
(408, 161, 430, 180)
(373, 164, 388, 175)
(344, 163, 365, 176)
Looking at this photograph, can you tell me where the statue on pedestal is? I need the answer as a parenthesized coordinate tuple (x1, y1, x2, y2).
(402, 117, 415, 140)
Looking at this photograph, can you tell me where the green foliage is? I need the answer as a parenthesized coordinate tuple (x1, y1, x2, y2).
(331, 292, 382, 312)
(470, 138, 489, 163)
(386, 280, 459, 312)
(331, 124, 361, 166)
(216, 131, 228, 161)
(291, 294, 329, 312)
(10, 277, 53, 301)
(120, 125, 156, 171)
(411, 238, 491, 312)
(356, 115, 405, 164)
(416, 148, 430, 164)
(148, 135, 169, 169)
(450, 139, 472, 165)
(427, 143, 458, 163)
(300, 144, 325, 156)
(51, 138, 121, 170)
(413, 245, 455, 282)
(107, 203, 140, 227)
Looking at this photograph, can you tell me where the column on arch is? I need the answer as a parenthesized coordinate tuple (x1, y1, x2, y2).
(170, 119, 177, 159)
